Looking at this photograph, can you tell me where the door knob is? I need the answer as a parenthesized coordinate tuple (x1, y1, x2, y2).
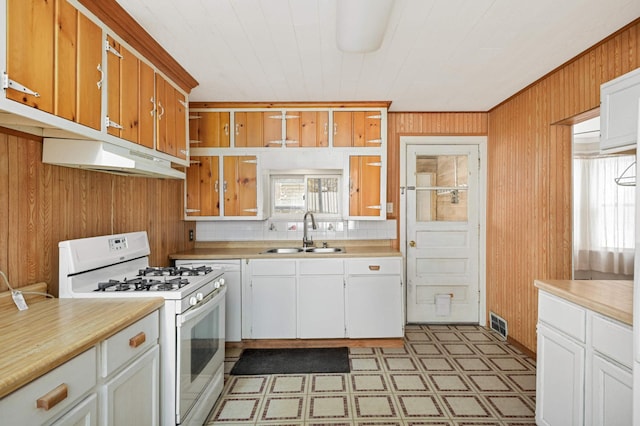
(409, 241, 416, 247)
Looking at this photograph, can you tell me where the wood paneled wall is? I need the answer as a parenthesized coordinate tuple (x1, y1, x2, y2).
(0, 128, 193, 296)
(487, 20, 640, 352)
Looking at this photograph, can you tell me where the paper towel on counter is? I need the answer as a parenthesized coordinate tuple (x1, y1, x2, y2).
(435, 294, 452, 316)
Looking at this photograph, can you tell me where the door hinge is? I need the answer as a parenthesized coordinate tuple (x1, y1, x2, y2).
(105, 40, 123, 58)
(104, 116, 123, 129)
(2, 73, 40, 97)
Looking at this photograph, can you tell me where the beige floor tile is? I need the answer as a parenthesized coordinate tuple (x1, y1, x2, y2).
(473, 343, 511, 356)
(227, 376, 268, 395)
(308, 394, 350, 419)
(211, 397, 261, 422)
(388, 373, 430, 392)
(259, 396, 304, 421)
(504, 373, 536, 392)
(452, 357, 493, 372)
(353, 395, 398, 418)
(442, 343, 477, 356)
(410, 343, 443, 356)
(268, 375, 306, 394)
(484, 395, 535, 418)
(384, 356, 420, 371)
(440, 395, 492, 418)
(311, 374, 348, 393)
(351, 373, 388, 392)
(397, 394, 446, 418)
(432, 332, 464, 342)
(467, 374, 514, 392)
(418, 357, 457, 372)
(430, 374, 472, 392)
(487, 357, 532, 372)
(351, 357, 382, 371)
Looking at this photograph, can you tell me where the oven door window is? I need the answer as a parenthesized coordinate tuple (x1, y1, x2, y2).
(177, 297, 225, 422)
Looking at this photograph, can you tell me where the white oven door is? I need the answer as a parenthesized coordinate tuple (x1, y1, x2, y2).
(175, 286, 226, 424)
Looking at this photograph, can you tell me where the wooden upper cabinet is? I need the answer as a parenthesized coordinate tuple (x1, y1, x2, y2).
(138, 61, 155, 149)
(156, 74, 188, 158)
(263, 112, 284, 147)
(76, 13, 102, 130)
(333, 111, 382, 147)
(120, 44, 140, 143)
(235, 112, 264, 147)
(190, 112, 230, 147)
(106, 36, 121, 137)
(285, 111, 329, 147)
(223, 156, 257, 216)
(186, 156, 220, 217)
(6, 0, 55, 112)
(7, 0, 102, 128)
(349, 155, 382, 217)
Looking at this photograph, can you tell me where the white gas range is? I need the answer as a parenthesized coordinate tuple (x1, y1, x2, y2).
(58, 231, 226, 425)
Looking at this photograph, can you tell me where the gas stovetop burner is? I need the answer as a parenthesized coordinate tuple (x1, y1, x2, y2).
(138, 265, 214, 277)
(95, 275, 191, 292)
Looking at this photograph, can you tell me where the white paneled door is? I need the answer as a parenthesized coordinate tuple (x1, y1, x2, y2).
(406, 144, 479, 323)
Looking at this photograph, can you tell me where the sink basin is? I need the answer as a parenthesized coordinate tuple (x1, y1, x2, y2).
(305, 247, 345, 253)
(261, 247, 305, 254)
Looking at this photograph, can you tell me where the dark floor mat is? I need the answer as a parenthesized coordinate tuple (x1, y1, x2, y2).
(230, 347, 350, 375)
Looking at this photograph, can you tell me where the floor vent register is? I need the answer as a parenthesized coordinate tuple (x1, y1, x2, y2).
(489, 311, 508, 340)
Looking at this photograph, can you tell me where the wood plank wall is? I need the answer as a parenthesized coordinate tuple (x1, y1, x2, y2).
(0, 128, 194, 297)
(486, 20, 640, 352)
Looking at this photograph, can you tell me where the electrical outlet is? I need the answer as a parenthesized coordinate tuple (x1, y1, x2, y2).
(386, 202, 393, 214)
(189, 229, 194, 241)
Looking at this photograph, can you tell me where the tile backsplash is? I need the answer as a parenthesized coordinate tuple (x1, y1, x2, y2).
(196, 219, 397, 242)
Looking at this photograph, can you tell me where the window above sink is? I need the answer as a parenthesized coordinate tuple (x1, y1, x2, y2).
(269, 169, 342, 218)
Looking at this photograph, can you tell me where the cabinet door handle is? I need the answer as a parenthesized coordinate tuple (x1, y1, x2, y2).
(368, 265, 380, 271)
(37, 383, 68, 411)
(96, 64, 104, 89)
(214, 180, 219, 193)
(129, 331, 146, 348)
(334, 122, 338, 135)
(157, 102, 165, 120)
(235, 123, 241, 135)
(224, 123, 229, 136)
(149, 97, 155, 117)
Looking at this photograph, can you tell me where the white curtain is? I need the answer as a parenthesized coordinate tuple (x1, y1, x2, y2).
(573, 155, 635, 275)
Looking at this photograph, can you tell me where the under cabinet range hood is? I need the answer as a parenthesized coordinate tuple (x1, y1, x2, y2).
(42, 138, 185, 179)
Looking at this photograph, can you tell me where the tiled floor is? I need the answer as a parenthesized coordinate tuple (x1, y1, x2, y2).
(205, 324, 536, 425)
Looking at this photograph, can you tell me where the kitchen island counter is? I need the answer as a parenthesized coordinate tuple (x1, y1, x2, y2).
(534, 279, 632, 325)
(0, 297, 164, 398)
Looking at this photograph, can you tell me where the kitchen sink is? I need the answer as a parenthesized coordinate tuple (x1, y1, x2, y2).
(261, 247, 305, 254)
(304, 247, 344, 253)
(260, 246, 345, 254)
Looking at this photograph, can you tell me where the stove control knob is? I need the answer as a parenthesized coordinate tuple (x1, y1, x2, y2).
(214, 280, 221, 289)
(196, 292, 204, 301)
(219, 278, 225, 286)
(189, 296, 198, 306)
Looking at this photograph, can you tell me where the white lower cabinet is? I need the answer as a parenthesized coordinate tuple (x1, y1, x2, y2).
(536, 290, 632, 426)
(346, 258, 403, 338)
(243, 256, 403, 339)
(247, 259, 297, 339)
(536, 323, 585, 426)
(102, 345, 159, 426)
(0, 310, 160, 426)
(52, 394, 98, 426)
(298, 259, 345, 338)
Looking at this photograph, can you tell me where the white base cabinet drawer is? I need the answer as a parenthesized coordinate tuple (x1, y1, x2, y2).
(590, 313, 633, 369)
(0, 347, 97, 425)
(538, 291, 586, 342)
(346, 258, 402, 275)
(101, 310, 159, 378)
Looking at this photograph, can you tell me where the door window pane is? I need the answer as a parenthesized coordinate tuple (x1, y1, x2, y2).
(415, 155, 468, 222)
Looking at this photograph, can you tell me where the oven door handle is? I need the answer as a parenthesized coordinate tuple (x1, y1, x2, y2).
(177, 288, 225, 327)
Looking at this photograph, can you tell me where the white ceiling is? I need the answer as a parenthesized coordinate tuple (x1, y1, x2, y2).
(114, 0, 640, 112)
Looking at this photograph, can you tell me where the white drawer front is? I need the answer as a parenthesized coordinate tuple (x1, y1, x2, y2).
(591, 313, 633, 369)
(538, 291, 586, 342)
(101, 310, 159, 378)
(0, 347, 97, 425)
(299, 259, 344, 275)
(347, 258, 402, 275)
(251, 259, 296, 275)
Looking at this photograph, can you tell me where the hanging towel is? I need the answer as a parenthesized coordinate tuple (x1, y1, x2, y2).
(435, 294, 452, 316)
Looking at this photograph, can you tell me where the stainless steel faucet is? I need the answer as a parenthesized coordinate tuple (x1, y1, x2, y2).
(302, 211, 317, 247)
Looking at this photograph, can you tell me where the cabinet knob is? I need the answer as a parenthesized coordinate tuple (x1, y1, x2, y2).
(37, 383, 68, 411)
(409, 240, 416, 247)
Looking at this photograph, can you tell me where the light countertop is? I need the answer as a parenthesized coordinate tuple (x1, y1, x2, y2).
(0, 298, 164, 398)
(170, 240, 402, 260)
(534, 279, 633, 325)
